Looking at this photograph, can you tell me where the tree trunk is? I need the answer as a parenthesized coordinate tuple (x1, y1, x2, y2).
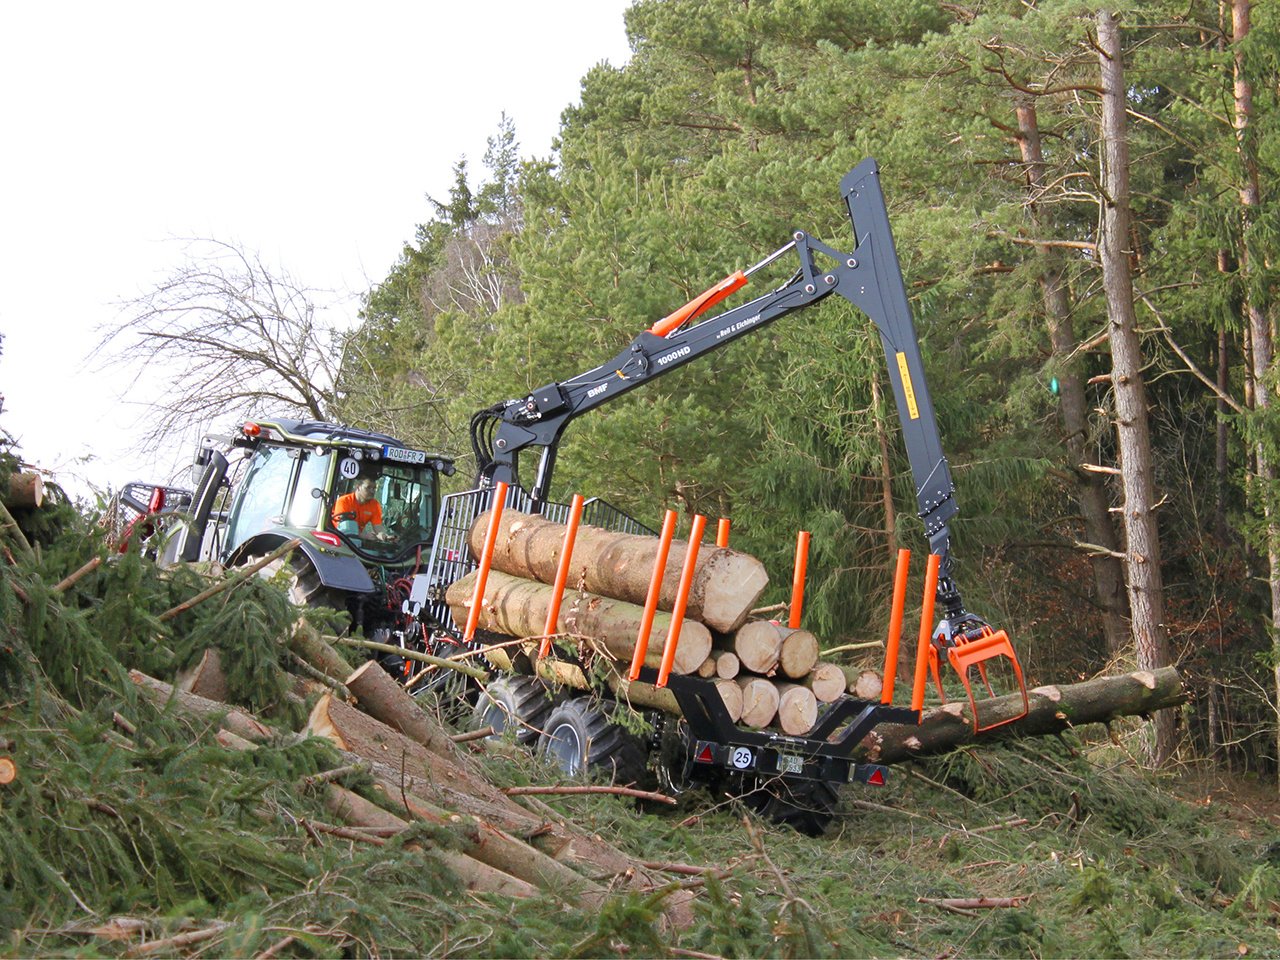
(343, 660, 464, 761)
(1096, 11, 1175, 765)
(1015, 97, 1129, 656)
(5, 472, 44, 509)
(324, 784, 538, 899)
(446, 569, 712, 675)
(1230, 0, 1280, 792)
(860, 667, 1186, 764)
(467, 509, 769, 632)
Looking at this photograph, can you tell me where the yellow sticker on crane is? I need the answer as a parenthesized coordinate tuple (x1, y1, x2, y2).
(896, 352, 920, 420)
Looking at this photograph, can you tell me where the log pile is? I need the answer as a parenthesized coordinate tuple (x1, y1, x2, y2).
(447, 509, 875, 736)
(131, 640, 696, 924)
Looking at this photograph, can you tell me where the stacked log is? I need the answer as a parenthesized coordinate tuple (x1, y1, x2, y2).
(451, 509, 895, 736)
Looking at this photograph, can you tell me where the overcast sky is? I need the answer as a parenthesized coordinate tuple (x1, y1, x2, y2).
(0, 2, 633, 498)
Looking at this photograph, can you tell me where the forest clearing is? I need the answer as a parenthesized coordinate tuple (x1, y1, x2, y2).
(8, 0, 1280, 956)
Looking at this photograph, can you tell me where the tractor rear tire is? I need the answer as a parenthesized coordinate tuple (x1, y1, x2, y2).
(473, 676, 555, 746)
(536, 697, 649, 785)
(739, 776, 842, 837)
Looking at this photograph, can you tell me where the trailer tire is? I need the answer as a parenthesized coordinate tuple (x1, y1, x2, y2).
(740, 777, 841, 837)
(537, 697, 648, 785)
(474, 677, 554, 746)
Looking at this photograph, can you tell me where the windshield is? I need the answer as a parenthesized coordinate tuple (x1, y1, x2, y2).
(328, 458, 437, 559)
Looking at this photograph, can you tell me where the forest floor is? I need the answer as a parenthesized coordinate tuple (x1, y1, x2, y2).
(4, 498, 1280, 958)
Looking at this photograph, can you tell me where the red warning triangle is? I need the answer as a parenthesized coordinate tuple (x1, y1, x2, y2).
(867, 768, 886, 786)
(695, 744, 715, 764)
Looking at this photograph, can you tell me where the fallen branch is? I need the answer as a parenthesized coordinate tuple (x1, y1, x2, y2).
(451, 726, 495, 744)
(502, 784, 677, 805)
(820, 640, 885, 655)
(299, 763, 369, 788)
(917, 896, 1029, 914)
(124, 922, 229, 958)
(52, 555, 102, 594)
(159, 538, 301, 622)
(331, 637, 488, 680)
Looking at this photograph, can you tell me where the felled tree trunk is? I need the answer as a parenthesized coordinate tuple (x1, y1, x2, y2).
(6, 472, 43, 509)
(860, 668, 1187, 764)
(467, 509, 769, 632)
(176, 649, 229, 702)
(446, 569, 711, 675)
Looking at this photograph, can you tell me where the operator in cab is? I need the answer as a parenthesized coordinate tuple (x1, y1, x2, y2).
(332, 477, 392, 541)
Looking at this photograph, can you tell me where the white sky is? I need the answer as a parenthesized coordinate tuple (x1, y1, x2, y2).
(0, 1, 632, 499)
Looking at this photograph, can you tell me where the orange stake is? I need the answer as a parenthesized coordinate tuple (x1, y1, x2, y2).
(656, 514, 707, 688)
(910, 553, 942, 717)
(881, 548, 911, 705)
(541, 493, 585, 657)
(788, 530, 811, 629)
(464, 481, 508, 643)
(630, 509, 678, 680)
(716, 517, 731, 548)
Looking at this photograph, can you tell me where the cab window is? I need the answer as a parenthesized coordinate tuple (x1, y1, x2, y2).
(224, 446, 295, 551)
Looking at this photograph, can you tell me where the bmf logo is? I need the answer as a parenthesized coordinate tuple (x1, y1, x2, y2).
(587, 383, 609, 398)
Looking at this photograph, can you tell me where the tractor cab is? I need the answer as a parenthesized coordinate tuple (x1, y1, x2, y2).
(212, 418, 455, 569)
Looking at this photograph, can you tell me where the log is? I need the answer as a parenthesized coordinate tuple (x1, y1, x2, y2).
(446, 570, 711, 675)
(714, 651, 740, 680)
(852, 669, 884, 701)
(6, 471, 43, 509)
(736, 676, 780, 728)
(343, 660, 464, 761)
(860, 667, 1188, 764)
(288, 619, 353, 683)
(176, 649, 229, 703)
(774, 683, 818, 736)
(467, 509, 769, 632)
(129, 671, 274, 742)
(715, 678, 744, 724)
(324, 784, 538, 899)
(726, 621, 783, 674)
(778, 628, 820, 679)
(803, 662, 846, 703)
(696, 657, 717, 678)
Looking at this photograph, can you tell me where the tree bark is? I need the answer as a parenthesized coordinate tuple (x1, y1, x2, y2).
(1230, 0, 1280, 793)
(343, 660, 464, 761)
(1096, 11, 1175, 765)
(323, 784, 538, 899)
(446, 569, 712, 675)
(467, 508, 769, 632)
(129, 670, 275, 742)
(1015, 97, 1129, 655)
(860, 667, 1185, 764)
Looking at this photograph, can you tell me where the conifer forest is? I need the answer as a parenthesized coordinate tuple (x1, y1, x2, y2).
(8, 1, 1280, 956)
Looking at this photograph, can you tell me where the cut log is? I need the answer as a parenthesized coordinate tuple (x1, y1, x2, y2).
(715, 678, 744, 723)
(736, 676, 780, 728)
(130, 671, 274, 742)
(713, 651, 740, 680)
(778, 628, 820, 679)
(727, 621, 783, 674)
(852, 669, 884, 701)
(6, 471, 43, 509)
(803, 662, 846, 703)
(324, 784, 537, 899)
(860, 667, 1188, 764)
(467, 509, 769, 632)
(774, 684, 818, 736)
(288, 619, 353, 683)
(696, 657, 717, 678)
(343, 660, 463, 761)
(446, 570, 711, 675)
(176, 649, 229, 703)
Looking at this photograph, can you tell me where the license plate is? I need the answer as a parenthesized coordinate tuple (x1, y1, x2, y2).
(383, 445, 427, 464)
(776, 754, 804, 775)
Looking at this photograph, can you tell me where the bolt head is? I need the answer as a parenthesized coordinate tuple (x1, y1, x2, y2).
(804, 284, 815, 294)
(496, 439, 507, 449)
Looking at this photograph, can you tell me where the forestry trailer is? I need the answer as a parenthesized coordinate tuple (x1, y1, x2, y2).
(122, 159, 1025, 835)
